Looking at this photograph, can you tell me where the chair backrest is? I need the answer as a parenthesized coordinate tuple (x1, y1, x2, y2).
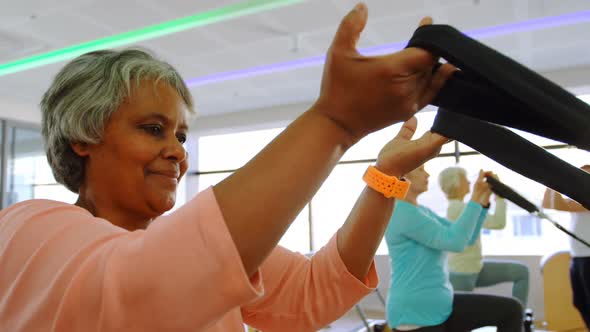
(540, 250, 586, 331)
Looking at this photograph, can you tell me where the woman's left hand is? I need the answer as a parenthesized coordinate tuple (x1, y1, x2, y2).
(375, 116, 448, 177)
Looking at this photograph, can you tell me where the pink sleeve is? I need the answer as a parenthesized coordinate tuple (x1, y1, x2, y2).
(0, 188, 262, 332)
(241, 234, 378, 332)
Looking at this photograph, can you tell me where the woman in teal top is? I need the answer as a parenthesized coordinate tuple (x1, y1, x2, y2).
(385, 166, 523, 332)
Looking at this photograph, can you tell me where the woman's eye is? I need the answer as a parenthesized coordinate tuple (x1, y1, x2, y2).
(177, 134, 187, 144)
(144, 125, 162, 136)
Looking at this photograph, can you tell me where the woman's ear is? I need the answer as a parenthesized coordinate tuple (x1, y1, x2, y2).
(70, 142, 91, 157)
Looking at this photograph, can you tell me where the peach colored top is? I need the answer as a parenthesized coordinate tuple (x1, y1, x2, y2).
(0, 188, 377, 332)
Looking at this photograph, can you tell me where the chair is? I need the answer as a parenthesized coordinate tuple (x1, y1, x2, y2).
(355, 288, 388, 331)
(540, 250, 587, 331)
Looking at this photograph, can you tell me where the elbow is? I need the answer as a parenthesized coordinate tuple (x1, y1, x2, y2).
(285, 307, 336, 332)
(284, 317, 322, 332)
(438, 232, 470, 252)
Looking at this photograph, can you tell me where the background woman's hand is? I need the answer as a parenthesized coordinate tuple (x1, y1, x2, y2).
(471, 170, 493, 206)
(375, 116, 448, 177)
(312, 3, 455, 141)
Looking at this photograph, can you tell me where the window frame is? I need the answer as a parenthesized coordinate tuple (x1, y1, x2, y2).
(0, 119, 46, 208)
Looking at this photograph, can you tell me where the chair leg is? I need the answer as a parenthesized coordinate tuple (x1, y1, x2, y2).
(355, 304, 371, 331)
(375, 288, 386, 307)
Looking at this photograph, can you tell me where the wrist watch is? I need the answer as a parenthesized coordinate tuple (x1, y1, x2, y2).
(363, 165, 411, 199)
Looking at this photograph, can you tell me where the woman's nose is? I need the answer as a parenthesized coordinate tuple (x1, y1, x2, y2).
(162, 137, 187, 162)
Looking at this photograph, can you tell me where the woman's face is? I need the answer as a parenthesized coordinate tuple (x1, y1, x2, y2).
(76, 80, 189, 220)
(407, 165, 430, 194)
(457, 172, 471, 197)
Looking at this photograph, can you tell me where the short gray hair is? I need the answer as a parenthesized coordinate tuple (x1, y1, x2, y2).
(41, 48, 194, 193)
(438, 166, 467, 197)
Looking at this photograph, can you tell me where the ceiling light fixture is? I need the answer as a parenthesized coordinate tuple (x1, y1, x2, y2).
(186, 10, 590, 87)
(0, 0, 304, 77)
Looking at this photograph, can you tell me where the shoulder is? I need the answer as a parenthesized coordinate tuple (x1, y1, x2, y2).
(389, 202, 437, 233)
(393, 200, 419, 215)
(0, 199, 91, 220)
(417, 205, 443, 220)
(0, 199, 119, 238)
(447, 199, 466, 209)
(0, 199, 79, 219)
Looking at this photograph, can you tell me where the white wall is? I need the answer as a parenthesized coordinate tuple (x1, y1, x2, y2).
(188, 65, 590, 137)
(0, 98, 41, 124)
(1, 64, 588, 129)
(191, 101, 311, 136)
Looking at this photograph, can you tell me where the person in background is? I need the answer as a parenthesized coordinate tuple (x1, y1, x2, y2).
(543, 164, 590, 329)
(0, 4, 457, 332)
(385, 166, 523, 332)
(438, 166, 530, 308)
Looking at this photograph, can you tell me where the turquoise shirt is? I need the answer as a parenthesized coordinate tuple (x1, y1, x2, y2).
(385, 200, 487, 328)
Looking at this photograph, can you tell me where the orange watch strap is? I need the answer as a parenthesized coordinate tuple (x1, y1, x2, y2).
(363, 165, 411, 199)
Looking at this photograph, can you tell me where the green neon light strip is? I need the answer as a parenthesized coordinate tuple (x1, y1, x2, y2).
(0, 0, 304, 77)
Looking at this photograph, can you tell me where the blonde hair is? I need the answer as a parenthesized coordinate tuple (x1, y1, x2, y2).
(438, 166, 467, 198)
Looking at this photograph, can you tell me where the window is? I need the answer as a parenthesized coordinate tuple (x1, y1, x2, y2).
(457, 152, 577, 256)
(342, 110, 455, 162)
(193, 104, 590, 256)
(311, 162, 367, 251)
(195, 127, 312, 253)
(193, 110, 460, 254)
(197, 128, 283, 172)
(512, 215, 542, 237)
(2, 124, 75, 207)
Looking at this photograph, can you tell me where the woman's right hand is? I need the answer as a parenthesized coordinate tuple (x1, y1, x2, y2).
(311, 3, 455, 142)
(470, 170, 493, 206)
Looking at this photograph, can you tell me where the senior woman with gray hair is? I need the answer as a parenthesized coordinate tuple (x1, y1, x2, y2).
(0, 5, 456, 332)
(438, 166, 530, 308)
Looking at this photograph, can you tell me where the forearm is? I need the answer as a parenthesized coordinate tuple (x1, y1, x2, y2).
(542, 188, 553, 209)
(483, 199, 506, 229)
(447, 202, 484, 250)
(337, 187, 394, 280)
(468, 208, 488, 245)
(399, 201, 482, 252)
(214, 109, 355, 276)
(543, 188, 586, 212)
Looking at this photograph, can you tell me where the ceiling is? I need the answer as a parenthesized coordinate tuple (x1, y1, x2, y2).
(0, 0, 589, 125)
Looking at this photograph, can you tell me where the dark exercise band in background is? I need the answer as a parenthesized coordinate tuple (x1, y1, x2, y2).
(432, 109, 590, 210)
(485, 175, 590, 248)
